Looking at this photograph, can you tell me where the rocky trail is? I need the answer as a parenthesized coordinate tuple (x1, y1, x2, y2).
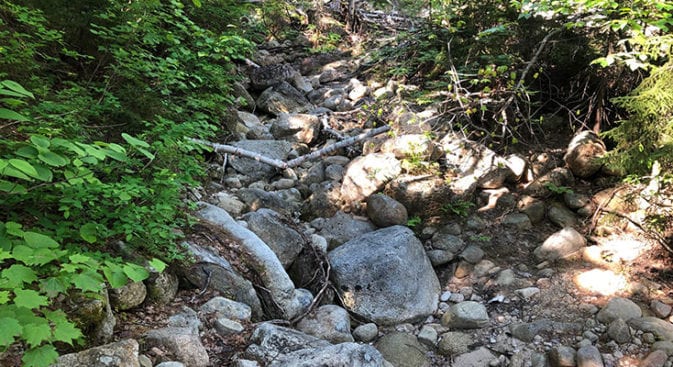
(30, 12, 673, 367)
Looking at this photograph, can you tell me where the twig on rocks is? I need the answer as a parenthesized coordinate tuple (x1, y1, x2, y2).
(189, 124, 390, 169)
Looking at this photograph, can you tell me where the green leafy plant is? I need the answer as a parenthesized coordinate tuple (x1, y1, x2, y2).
(544, 182, 574, 195)
(406, 216, 422, 228)
(440, 200, 475, 217)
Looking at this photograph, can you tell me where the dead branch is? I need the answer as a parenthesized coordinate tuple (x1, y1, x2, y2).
(190, 124, 391, 169)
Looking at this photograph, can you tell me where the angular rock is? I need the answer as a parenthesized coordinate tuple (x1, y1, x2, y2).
(366, 193, 408, 227)
(576, 345, 603, 367)
(243, 208, 305, 269)
(549, 346, 576, 367)
(328, 226, 440, 325)
(199, 296, 252, 322)
(441, 301, 489, 329)
(427, 249, 455, 266)
(269, 343, 389, 367)
(142, 327, 209, 367)
(380, 134, 438, 161)
(270, 113, 320, 144)
(440, 134, 513, 190)
(386, 174, 463, 217)
(69, 289, 116, 345)
(564, 131, 606, 178)
(53, 339, 140, 367)
(211, 191, 248, 217)
(145, 270, 179, 306)
(341, 153, 401, 203)
(452, 347, 497, 367)
(167, 307, 201, 334)
(237, 187, 302, 217)
(353, 323, 379, 342)
(375, 332, 430, 367)
(182, 242, 263, 319)
(249, 64, 299, 90)
(437, 331, 474, 356)
(109, 281, 147, 311)
(245, 323, 331, 363)
(232, 81, 256, 111)
(628, 317, 673, 341)
(596, 297, 642, 323)
(237, 111, 272, 140)
(314, 211, 376, 250)
(640, 350, 668, 367)
(509, 320, 554, 342)
(197, 203, 312, 320)
(607, 318, 631, 343)
(432, 230, 465, 253)
(229, 140, 293, 181)
(534, 227, 586, 261)
(548, 203, 578, 228)
(296, 305, 354, 343)
(302, 181, 342, 220)
(523, 167, 574, 198)
(459, 245, 485, 264)
(417, 325, 438, 347)
(518, 196, 546, 223)
(257, 81, 312, 115)
(214, 317, 245, 336)
(502, 213, 532, 230)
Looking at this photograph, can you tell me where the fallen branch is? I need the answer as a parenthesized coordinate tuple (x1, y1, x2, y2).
(190, 124, 391, 169)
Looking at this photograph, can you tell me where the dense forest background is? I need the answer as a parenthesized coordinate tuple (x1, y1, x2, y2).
(0, 0, 671, 365)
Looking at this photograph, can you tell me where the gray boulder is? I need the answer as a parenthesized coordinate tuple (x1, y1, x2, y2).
(238, 187, 302, 217)
(257, 81, 312, 115)
(53, 339, 140, 367)
(386, 174, 464, 217)
(314, 211, 377, 250)
(441, 301, 489, 329)
(547, 202, 578, 228)
(228, 140, 293, 181)
(270, 113, 320, 144)
(269, 343, 390, 367)
(328, 226, 440, 325)
(440, 134, 513, 190)
(181, 242, 263, 319)
(69, 289, 116, 345)
(296, 305, 354, 343)
(243, 208, 305, 269)
(534, 227, 586, 261)
(142, 327, 209, 367)
(341, 153, 401, 203)
(250, 64, 299, 90)
(109, 281, 146, 311)
(145, 270, 179, 305)
(375, 332, 429, 367)
(366, 193, 408, 227)
(628, 317, 673, 341)
(596, 297, 642, 324)
(246, 323, 331, 363)
(199, 296, 252, 322)
(564, 131, 606, 178)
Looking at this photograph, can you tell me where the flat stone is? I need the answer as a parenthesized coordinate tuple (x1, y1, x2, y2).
(441, 301, 489, 329)
(451, 347, 497, 367)
(459, 245, 484, 264)
(534, 227, 586, 261)
(437, 331, 474, 356)
(548, 203, 578, 228)
(607, 318, 631, 343)
(417, 325, 438, 347)
(214, 317, 245, 336)
(596, 297, 642, 323)
(375, 332, 430, 367)
(502, 213, 532, 230)
(296, 305, 354, 344)
(199, 297, 253, 322)
(576, 345, 603, 367)
(628, 317, 673, 341)
(53, 339, 140, 367)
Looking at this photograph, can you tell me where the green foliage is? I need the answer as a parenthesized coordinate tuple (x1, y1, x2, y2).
(406, 215, 422, 228)
(544, 182, 574, 195)
(0, 0, 254, 364)
(603, 61, 673, 174)
(440, 200, 475, 217)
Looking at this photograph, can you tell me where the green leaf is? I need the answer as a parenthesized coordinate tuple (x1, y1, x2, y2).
(136, 147, 156, 160)
(1, 165, 31, 180)
(13, 289, 49, 309)
(9, 159, 39, 178)
(23, 232, 59, 249)
(32, 164, 53, 182)
(2, 264, 37, 287)
(0, 180, 27, 194)
(37, 151, 68, 167)
(0, 317, 22, 346)
(1, 80, 34, 99)
(30, 135, 50, 149)
(22, 344, 59, 367)
(149, 258, 167, 272)
(79, 223, 98, 244)
(71, 270, 104, 292)
(5, 222, 23, 236)
(45, 310, 81, 344)
(15, 146, 39, 158)
(103, 266, 128, 288)
(0, 290, 9, 304)
(122, 133, 150, 148)
(123, 263, 150, 282)
(102, 147, 127, 162)
(0, 108, 30, 121)
(23, 319, 52, 347)
(40, 277, 67, 298)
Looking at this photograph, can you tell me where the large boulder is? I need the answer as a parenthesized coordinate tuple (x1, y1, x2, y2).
(328, 226, 440, 325)
(243, 208, 305, 269)
(313, 211, 377, 250)
(257, 81, 312, 115)
(142, 327, 209, 367)
(341, 153, 401, 203)
(270, 113, 320, 144)
(228, 140, 293, 181)
(250, 64, 299, 90)
(245, 323, 331, 363)
(296, 304, 354, 343)
(440, 134, 513, 190)
(385, 174, 470, 217)
(269, 343, 390, 367)
(53, 339, 140, 367)
(564, 131, 606, 178)
(181, 242, 263, 319)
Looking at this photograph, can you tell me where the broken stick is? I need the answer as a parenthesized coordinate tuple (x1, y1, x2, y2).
(189, 124, 391, 169)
